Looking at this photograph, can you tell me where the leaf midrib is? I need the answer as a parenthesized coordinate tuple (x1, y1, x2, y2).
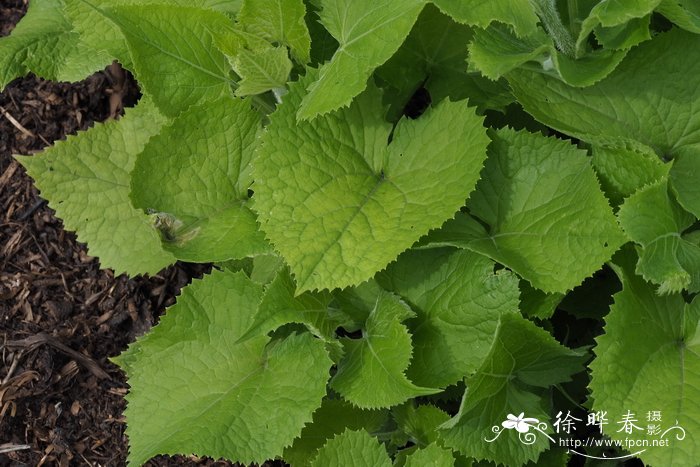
(297, 172, 385, 291)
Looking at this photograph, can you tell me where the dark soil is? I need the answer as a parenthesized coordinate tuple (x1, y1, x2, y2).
(0, 4, 250, 467)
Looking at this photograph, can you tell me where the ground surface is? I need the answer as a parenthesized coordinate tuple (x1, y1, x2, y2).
(0, 3, 255, 466)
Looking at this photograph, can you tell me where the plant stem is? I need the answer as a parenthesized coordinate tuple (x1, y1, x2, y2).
(533, 0, 576, 57)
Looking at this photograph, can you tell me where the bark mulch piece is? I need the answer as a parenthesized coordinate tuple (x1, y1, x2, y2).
(0, 5, 276, 467)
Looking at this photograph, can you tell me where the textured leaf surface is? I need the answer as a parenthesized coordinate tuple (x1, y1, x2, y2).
(305, 1, 339, 65)
(404, 443, 455, 467)
(331, 280, 387, 326)
(130, 95, 269, 262)
(519, 281, 563, 320)
(232, 46, 293, 96)
(670, 151, 700, 218)
(310, 429, 391, 467)
(377, 248, 520, 387)
(575, 0, 660, 54)
(591, 142, 670, 205)
(467, 24, 550, 81)
(509, 29, 700, 215)
(284, 399, 389, 466)
(17, 99, 174, 276)
(658, 0, 700, 32)
(431, 0, 539, 36)
(590, 249, 700, 466)
(440, 314, 585, 465)
(331, 292, 439, 408)
(238, 0, 311, 63)
(468, 22, 628, 87)
(250, 254, 285, 285)
(376, 5, 513, 117)
(108, 5, 235, 116)
(0, 0, 107, 89)
(617, 179, 700, 294)
(393, 403, 450, 447)
(296, 0, 424, 119)
(255, 74, 489, 292)
(423, 128, 624, 293)
(594, 15, 652, 51)
(64, 0, 129, 69)
(66, 0, 243, 72)
(239, 268, 343, 344)
(115, 270, 332, 465)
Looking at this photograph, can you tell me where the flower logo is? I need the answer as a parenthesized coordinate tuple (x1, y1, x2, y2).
(485, 412, 551, 444)
(502, 413, 540, 433)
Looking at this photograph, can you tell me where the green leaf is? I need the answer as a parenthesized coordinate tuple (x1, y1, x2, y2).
(239, 268, 345, 344)
(431, 0, 540, 37)
(468, 22, 628, 87)
(519, 281, 563, 320)
(440, 314, 585, 466)
(670, 151, 700, 218)
(284, 399, 389, 466)
(0, 0, 107, 89)
(296, 0, 424, 119)
(590, 248, 700, 466)
(305, 0, 339, 65)
(238, 0, 311, 63)
(377, 248, 520, 387)
(574, 0, 661, 55)
(467, 24, 551, 81)
(525, 448, 569, 467)
(65, 0, 243, 71)
(107, 5, 235, 116)
(617, 178, 700, 294)
(250, 254, 285, 284)
(422, 128, 625, 294)
(115, 270, 332, 465)
(330, 291, 439, 409)
(332, 280, 387, 327)
(509, 28, 700, 211)
(658, 0, 700, 33)
(310, 429, 392, 467)
(591, 141, 670, 206)
(130, 95, 269, 262)
(255, 73, 490, 292)
(404, 443, 455, 467)
(16, 99, 174, 276)
(64, 0, 130, 69)
(376, 4, 513, 118)
(594, 14, 653, 50)
(393, 403, 450, 447)
(232, 46, 293, 96)
(549, 45, 628, 87)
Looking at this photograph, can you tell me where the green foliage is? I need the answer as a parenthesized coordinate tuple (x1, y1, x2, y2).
(115, 270, 332, 465)
(310, 429, 392, 467)
(17, 99, 174, 275)
(421, 128, 625, 293)
(403, 443, 455, 467)
(296, 0, 424, 119)
(618, 179, 700, 293)
(377, 248, 520, 388)
(255, 71, 489, 292)
(330, 291, 439, 408)
(130, 95, 269, 262)
(238, 0, 310, 64)
(5, 0, 700, 465)
(440, 314, 585, 465)
(284, 399, 389, 466)
(107, 5, 235, 116)
(590, 248, 700, 465)
(0, 0, 109, 88)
